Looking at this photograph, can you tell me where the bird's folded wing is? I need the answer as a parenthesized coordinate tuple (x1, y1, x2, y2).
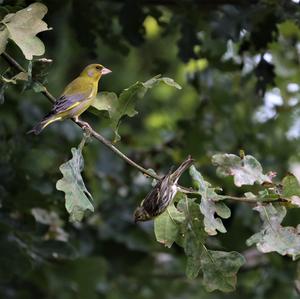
(51, 83, 93, 114)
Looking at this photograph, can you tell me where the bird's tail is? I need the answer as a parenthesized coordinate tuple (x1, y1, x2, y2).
(170, 155, 194, 183)
(27, 114, 60, 135)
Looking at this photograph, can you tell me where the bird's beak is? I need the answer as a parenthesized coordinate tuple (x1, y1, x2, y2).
(101, 67, 112, 75)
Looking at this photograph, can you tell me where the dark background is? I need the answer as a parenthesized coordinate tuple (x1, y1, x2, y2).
(1, 0, 300, 298)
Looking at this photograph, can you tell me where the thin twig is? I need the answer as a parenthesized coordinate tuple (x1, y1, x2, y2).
(224, 195, 287, 204)
(2, 52, 56, 103)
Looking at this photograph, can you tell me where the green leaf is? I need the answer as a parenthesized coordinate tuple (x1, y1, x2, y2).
(282, 173, 300, 206)
(212, 153, 271, 187)
(176, 196, 243, 291)
(177, 196, 206, 279)
(201, 250, 245, 292)
(189, 165, 230, 235)
(91, 91, 118, 117)
(282, 173, 300, 197)
(269, 21, 300, 79)
(0, 3, 50, 60)
(143, 75, 182, 89)
(279, 20, 300, 37)
(154, 203, 185, 248)
(246, 204, 300, 260)
(91, 75, 181, 142)
(110, 81, 145, 141)
(56, 147, 94, 222)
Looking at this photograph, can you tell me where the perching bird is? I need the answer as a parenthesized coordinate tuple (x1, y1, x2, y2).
(134, 156, 194, 222)
(28, 64, 111, 134)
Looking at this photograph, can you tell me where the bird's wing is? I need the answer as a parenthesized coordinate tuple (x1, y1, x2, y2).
(142, 171, 176, 217)
(142, 176, 166, 215)
(51, 79, 94, 115)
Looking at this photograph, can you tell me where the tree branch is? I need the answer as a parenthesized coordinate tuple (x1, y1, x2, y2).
(2, 52, 56, 103)
(1, 51, 290, 206)
(224, 195, 287, 204)
(1, 51, 161, 180)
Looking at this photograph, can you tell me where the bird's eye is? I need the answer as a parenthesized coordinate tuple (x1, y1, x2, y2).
(95, 65, 102, 70)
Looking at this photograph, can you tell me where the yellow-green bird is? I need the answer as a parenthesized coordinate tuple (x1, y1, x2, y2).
(28, 63, 111, 134)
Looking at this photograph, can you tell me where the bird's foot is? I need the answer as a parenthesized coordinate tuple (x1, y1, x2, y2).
(74, 118, 92, 134)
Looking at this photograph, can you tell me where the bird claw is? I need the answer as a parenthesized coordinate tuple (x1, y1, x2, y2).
(74, 118, 92, 134)
(82, 122, 92, 133)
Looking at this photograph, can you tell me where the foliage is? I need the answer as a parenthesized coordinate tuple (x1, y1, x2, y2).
(56, 137, 94, 222)
(189, 165, 230, 235)
(247, 204, 300, 260)
(0, 3, 49, 59)
(212, 153, 271, 187)
(154, 203, 184, 248)
(1, 1, 300, 299)
(92, 75, 181, 142)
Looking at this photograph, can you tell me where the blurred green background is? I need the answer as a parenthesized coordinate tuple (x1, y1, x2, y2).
(1, 0, 300, 298)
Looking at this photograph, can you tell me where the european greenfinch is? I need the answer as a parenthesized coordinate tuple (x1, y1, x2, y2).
(134, 156, 194, 222)
(28, 63, 111, 134)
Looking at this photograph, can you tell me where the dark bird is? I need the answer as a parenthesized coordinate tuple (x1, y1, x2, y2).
(134, 156, 194, 222)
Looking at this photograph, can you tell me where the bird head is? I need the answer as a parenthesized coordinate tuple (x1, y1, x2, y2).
(134, 206, 151, 223)
(81, 64, 112, 81)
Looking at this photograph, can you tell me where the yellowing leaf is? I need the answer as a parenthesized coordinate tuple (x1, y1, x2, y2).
(0, 3, 50, 60)
(189, 165, 230, 235)
(56, 147, 94, 222)
(212, 153, 271, 187)
(247, 203, 300, 260)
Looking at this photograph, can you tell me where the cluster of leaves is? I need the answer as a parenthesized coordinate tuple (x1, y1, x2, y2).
(0, 3, 52, 102)
(92, 75, 181, 142)
(53, 75, 181, 222)
(1, 1, 300, 299)
(55, 136, 300, 292)
(153, 153, 300, 291)
(64, 0, 300, 99)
